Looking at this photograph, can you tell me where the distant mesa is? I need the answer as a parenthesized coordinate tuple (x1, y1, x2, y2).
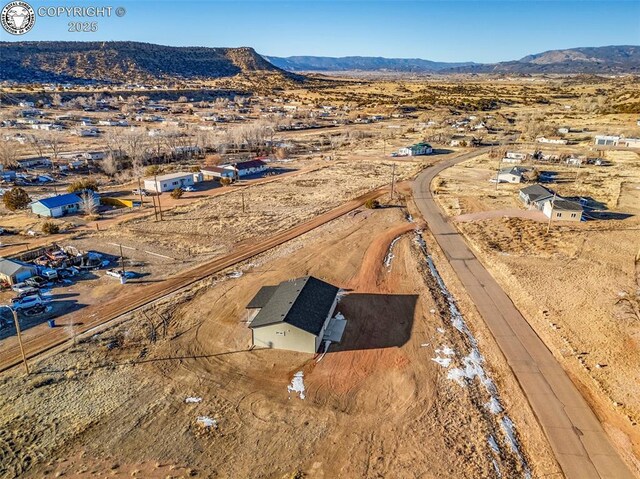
(0, 41, 298, 84)
(267, 45, 640, 74)
(0, 42, 638, 83)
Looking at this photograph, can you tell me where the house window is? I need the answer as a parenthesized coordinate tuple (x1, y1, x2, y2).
(571, 213, 577, 218)
(275, 331, 285, 336)
(557, 212, 562, 218)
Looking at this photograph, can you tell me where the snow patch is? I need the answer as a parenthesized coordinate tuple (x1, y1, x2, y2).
(415, 231, 530, 477)
(436, 345, 455, 356)
(485, 396, 502, 414)
(431, 357, 452, 367)
(383, 236, 402, 271)
(196, 416, 217, 428)
(287, 371, 306, 400)
(488, 435, 500, 454)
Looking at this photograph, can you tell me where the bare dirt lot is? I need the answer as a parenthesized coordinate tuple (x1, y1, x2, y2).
(433, 149, 640, 473)
(90, 160, 422, 258)
(1, 206, 557, 478)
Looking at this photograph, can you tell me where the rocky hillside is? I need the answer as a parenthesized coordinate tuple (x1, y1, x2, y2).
(0, 41, 296, 83)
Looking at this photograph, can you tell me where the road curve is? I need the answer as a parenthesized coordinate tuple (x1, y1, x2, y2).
(0, 186, 388, 373)
(413, 151, 635, 479)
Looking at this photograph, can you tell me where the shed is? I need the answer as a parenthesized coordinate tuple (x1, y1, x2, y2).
(0, 258, 36, 285)
(247, 276, 340, 353)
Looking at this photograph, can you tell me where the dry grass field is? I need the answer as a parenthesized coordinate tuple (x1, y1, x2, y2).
(433, 148, 640, 471)
(2, 74, 640, 478)
(0, 206, 559, 478)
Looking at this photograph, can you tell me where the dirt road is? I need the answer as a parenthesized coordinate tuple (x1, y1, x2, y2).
(0, 186, 388, 374)
(413, 150, 636, 479)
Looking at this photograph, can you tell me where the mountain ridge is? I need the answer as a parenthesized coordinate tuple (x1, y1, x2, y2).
(0, 41, 296, 83)
(268, 45, 640, 74)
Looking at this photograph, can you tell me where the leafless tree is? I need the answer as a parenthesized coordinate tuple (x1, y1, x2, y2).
(50, 93, 63, 107)
(122, 129, 150, 175)
(43, 132, 64, 162)
(0, 139, 18, 168)
(80, 190, 98, 216)
(27, 134, 47, 158)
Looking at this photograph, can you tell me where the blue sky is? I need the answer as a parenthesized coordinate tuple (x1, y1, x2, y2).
(2, 1, 639, 62)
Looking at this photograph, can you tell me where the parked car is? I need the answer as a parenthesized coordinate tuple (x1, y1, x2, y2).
(41, 269, 59, 281)
(106, 269, 136, 279)
(12, 294, 44, 310)
(132, 188, 148, 196)
(25, 276, 47, 288)
(183, 186, 195, 192)
(11, 283, 38, 295)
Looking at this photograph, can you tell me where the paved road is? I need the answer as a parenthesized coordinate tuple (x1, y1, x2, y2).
(0, 186, 388, 373)
(413, 151, 635, 479)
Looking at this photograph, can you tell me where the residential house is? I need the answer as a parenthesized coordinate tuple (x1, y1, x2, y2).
(397, 142, 433, 156)
(17, 157, 52, 169)
(594, 135, 620, 147)
(497, 166, 528, 184)
(31, 193, 83, 218)
(542, 198, 583, 222)
(143, 172, 197, 193)
(232, 159, 268, 177)
(505, 151, 528, 162)
(621, 138, 640, 149)
(247, 276, 342, 353)
(536, 137, 568, 145)
(200, 166, 235, 181)
(519, 184, 554, 208)
(83, 151, 106, 161)
(0, 258, 36, 285)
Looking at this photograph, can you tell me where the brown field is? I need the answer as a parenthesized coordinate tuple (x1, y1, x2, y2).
(2, 74, 640, 478)
(433, 148, 640, 472)
(0, 205, 558, 478)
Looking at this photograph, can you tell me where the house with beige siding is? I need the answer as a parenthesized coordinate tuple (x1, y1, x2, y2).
(247, 276, 341, 353)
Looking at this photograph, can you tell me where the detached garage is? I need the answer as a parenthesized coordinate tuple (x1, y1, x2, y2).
(0, 258, 36, 285)
(247, 276, 340, 353)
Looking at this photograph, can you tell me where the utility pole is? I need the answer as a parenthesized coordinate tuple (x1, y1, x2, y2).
(390, 163, 396, 200)
(119, 243, 126, 275)
(154, 173, 163, 220)
(546, 192, 557, 234)
(11, 307, 29, 375)
(137, 177, 144, 207)
(495, 158, 501, 191)
(151, 195, 158, 221)
(241, 191, 245, 213)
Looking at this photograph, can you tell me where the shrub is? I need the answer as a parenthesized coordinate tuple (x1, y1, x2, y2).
(145, 165, 161, 177)
(220, 177, 233, 186)
(170, 188, 184, 199)
(67, 178, 98, 193)
(364, 199, 380, 209)
(41, 221, 60, 234)
(3, 187, 31, 211)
